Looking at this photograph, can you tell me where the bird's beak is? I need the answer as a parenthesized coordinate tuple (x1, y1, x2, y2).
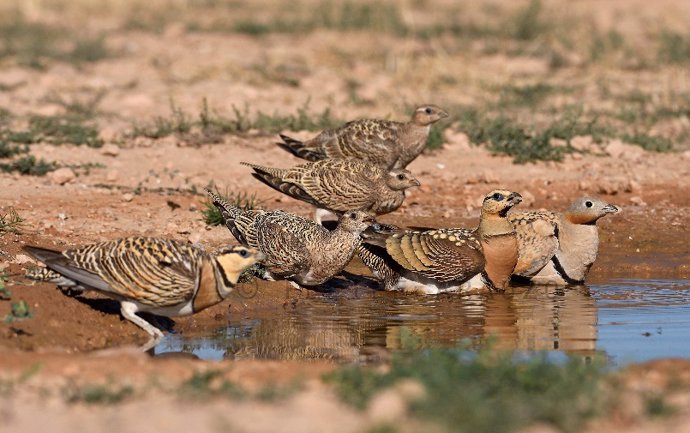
(439, 110, 449, 119)
(603, 204, 620, 214)
(411, 179, 421, 187)
(507, 192, 523, 205)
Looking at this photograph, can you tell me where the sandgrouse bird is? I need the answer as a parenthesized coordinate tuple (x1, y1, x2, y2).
(242, 158, 420, 224)
(509, 197, 620, 285)
(24, 237, 263, 350)
(277, 104, 448, 170)
(207, 190, 373, 289)
(358, 190, 522, 294)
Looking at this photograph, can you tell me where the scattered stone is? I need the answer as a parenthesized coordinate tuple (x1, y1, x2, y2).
(626, 179, 642, 193)
(106, 170, 118, 182)
(189, 203, 198, 212)
(570, 135, 594, 152)
(605, 139, 645, 161)
(177, 226, 191, 235)
(630, 196, 647, 206)
(466, 170, 500, 185)
(58, 213, 67, 221)
(682, 150, 690, 161)
(12, 254, 34, 265)
(549, 138, 567, 148)
(50, 168, 76, 185)
(578, 180, 591, 191)
(122, 193, 134, 202)
(100, 144, 120, 157)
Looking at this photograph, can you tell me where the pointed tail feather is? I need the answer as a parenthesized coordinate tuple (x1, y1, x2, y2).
(206, 189, 242, 221)
(276, 134, 325, 161)
(240, 161, 288, 179)
(23, 245, 64, 264)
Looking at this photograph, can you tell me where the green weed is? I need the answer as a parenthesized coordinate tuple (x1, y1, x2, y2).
(178, 370, 245, 400)
(0, 207, 24, 234)
(497, 83, 564, 107)
(63, 383, 134, 405)
(0, 155, 58, 176)
(326, 344, 608, 433)
(28, 114, 103, 147)
(622, 133, 673, 152)
(460, 107, 610, 163)
(4, 299, 32, 323)
(0, 271, 10, 300)
(509, 0, 547, 41)
(658, 31, 690, 64)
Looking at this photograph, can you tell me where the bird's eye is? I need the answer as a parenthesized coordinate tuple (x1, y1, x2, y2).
(425, 107, 433, 115)
(350, 212, 357, 219)
(493, 192, 504, 201)
(397, 174, 405, 180)
(238, 249, 248, 257)
(585, 201, 593, 208)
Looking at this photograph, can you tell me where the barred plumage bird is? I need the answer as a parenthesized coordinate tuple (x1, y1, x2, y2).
(207, 189, 373, 289)
(509, 197, 620, 285)
(359, 190, 522, 294)
(277, 105, 448, 170)
(241, 158, 420, 224)
(24, 237, 263, 350)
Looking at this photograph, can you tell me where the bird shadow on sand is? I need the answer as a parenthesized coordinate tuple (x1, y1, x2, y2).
(63, 289, 176, 332)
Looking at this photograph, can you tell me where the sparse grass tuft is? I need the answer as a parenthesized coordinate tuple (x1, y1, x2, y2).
(63, 36, 110, 64)
(509, 0, 547, 41)
(622, 133, 673, 152)
(0, 155, 58, 176)
(63, 383, 134, 405)
(4, 299, 32, 323)
(658, 31, 690, 64)
(28, 115, 104, 148)
(326, 344, 608, 433)
(497, 83, 565, 107)
(460, 107, 610, 163)
(202, 188, 264, 226)
(178, 370, 245, 400)
(0, 272, 11, 300)
(0, 207, 24, 234)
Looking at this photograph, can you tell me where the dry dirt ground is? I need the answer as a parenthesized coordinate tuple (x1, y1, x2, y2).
(1, 0, 690, 431)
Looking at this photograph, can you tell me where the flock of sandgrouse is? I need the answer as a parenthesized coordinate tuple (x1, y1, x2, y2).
(25, 105, 620, 349)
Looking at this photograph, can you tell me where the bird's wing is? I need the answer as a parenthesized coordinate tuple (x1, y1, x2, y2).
(293, 159, 377, 212)
(364, 227, 485, 283)
(320, 120, 401, 168)
(255, 214, 311, 278)
(509, 211, 560, 276)
(63, 238, 201, 307)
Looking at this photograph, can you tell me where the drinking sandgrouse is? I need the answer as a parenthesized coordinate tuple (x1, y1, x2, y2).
(358, 190, 522, 294)
(509, 197, 620, 285)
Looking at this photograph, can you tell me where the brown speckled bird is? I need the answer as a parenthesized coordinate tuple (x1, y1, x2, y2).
(241, 158, 420, 224)
(24, 237, 262, 350)
(207, 189, 373, 289)
(509, 197, 620, 285)
(277, 105, 448, 170)
(359, 190, 522, 294)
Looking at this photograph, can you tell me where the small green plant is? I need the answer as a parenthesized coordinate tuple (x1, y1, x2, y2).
(497, 83, 562, 107)
(0, 207, 24, 234)
(63, 383, 134, 405)
(131, 101, 192, 139)
(62, 36, 111, 64)
(178, 370, 245, 400)
(326, 344, 608, 433)
(658, 31, 690, 64)
(4, 299, 32, 323)
(622, 133, 673, 152)
(459, 107, 610, 163)
(0, 155, 58, 176)
(509, 0, 547, 41)
(0, 272, 11, 300)
(202, 189, 263, 226)
(28, 114, 103, 148)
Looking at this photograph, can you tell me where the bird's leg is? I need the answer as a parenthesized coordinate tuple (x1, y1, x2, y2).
(120, 301, 164, 351)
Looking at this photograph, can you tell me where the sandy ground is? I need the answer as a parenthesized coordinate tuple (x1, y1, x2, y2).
(1, 0, 690, 431)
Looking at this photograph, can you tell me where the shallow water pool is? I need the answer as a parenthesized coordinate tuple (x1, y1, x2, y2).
(155, 278, 690, 365)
